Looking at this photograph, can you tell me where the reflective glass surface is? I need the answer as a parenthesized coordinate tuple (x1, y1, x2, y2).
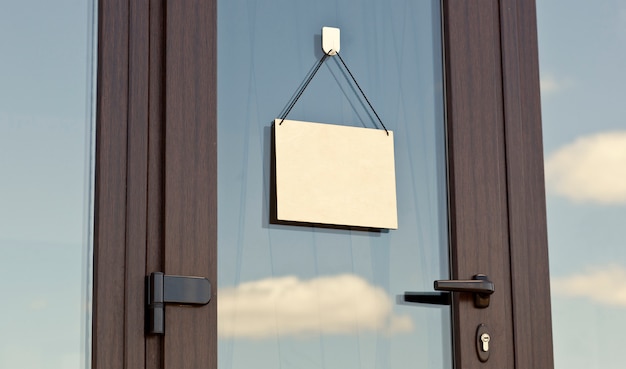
(0, 1, 97, 368)
(218, 1, 451, 368)
(538, 0, 626, 368)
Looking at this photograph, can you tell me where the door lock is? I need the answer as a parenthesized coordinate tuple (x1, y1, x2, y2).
(146, 272, 212, 335)
(480, 333, 490, 352)
(476, 324, 490, 362)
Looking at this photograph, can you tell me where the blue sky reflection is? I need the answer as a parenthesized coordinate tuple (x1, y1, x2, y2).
(538, 0, 626, 368)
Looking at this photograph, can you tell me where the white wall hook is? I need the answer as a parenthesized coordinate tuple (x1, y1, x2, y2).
(322, 26, 340, 55)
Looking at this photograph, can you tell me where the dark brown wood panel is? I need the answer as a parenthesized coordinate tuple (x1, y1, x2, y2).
(93, 0, 130, 368)
(95, 1, 157, 368)
(125, 0, 150, 367)
(499, 0, 554, 368)
(146, 0, 166, 367)
(164, 1, 217, 369)
(443, 1, 515, 367)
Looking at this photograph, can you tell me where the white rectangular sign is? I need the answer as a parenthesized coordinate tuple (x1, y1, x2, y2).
(274, 119, 398, 229)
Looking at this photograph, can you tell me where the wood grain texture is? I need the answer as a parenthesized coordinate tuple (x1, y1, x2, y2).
(95, 1, 157, 368)
(443, 1, 515, 368)
(93, 0, 129, 368)
(125, 0, 150, 367)
(164, 0, 217, 368)
(499, 0, 555, 368)
(146, 0, 166, 367)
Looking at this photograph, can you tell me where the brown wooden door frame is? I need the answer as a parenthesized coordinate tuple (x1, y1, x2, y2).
(443, 1, 553, 367)
(92, 0, 553, 368)
(444, 2, 515, 367)
(93, 0, 166, 367)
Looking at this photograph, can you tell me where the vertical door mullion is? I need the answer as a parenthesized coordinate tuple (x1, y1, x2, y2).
(443, 1, 516, 368)
(499, 0, 554, 367)
(125, 0, 151, 367)
(163, 1, 217, 368)
(93, 0, 131, 367)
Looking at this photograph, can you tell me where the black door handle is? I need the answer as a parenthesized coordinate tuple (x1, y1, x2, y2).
(434, 274, 494, 308)
(404, 274, 494, 308)
(434, 274, 494, 294)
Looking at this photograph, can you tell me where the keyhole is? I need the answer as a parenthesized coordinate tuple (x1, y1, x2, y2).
(476, 324, 490, 362)
(480, 333, 490, 352)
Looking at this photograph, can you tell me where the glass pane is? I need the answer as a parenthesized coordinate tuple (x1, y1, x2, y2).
(218, 1, 451, 368)
(538, 0, 626, 368)
(0, 1, 97, 369)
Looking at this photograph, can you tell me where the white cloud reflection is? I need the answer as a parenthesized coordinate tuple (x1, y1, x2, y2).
(544, 131, 626, 205)
(218, 274, 413, 338)
(552, 264, 626, 307)
(540, 74, 565, 95)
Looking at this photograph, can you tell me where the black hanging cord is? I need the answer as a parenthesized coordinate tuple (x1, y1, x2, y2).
(279, 50, 388, 136)
(279, 52, 331, 125)
(336, 52, 388, 136)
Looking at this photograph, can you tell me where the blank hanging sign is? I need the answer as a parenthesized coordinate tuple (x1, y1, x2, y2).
(274, 119, 398, 229)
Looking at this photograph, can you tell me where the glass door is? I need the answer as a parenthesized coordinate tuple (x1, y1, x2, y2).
(217, 1, 451, 368)
(90, 1, 554, 368)
(217, 1, 452, 369)
(0, 1, 97, 368)
(538, 1, 626, 368)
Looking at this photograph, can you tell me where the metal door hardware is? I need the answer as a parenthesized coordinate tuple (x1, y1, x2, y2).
(146, 272, 212, 335)
(476, 324, 491, 362)
(434, 274, 494, 308)
(403, 274, 494, 308)
(480, 333, 490, 352)
(403, 292, 451, 305)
